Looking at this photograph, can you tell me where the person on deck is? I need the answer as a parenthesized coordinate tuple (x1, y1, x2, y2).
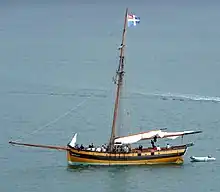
(89, 143, 94, 148)
(138, 145, 143, 151)
(156, 145, 161, 151)
(151, 140, 155, 148)
(166, 143, 170, 149)
(80, 144, 84, 150)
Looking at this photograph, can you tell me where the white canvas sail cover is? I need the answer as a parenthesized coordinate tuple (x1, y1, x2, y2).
(157, 130, 198, 140)
(114, 130, 201, 144)
(114, 130, 162, 144)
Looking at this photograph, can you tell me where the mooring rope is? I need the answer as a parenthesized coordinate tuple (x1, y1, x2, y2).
(13, 97, 91, 142)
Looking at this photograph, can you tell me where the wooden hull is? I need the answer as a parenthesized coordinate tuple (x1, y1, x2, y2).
(67, 145, 187, 166)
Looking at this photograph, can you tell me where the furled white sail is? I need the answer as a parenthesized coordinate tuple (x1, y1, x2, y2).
(114, 130, 162, 144)
(114, 134, 142, 144)
(114, 130, 201, 144)
(156, 130, 201, 140)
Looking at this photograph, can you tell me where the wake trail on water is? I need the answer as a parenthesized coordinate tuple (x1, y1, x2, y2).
(134, 91, 220, 103)
(3, 89, 220, 103)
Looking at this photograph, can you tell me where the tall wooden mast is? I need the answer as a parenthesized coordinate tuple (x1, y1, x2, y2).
(109, 8, 128, 150)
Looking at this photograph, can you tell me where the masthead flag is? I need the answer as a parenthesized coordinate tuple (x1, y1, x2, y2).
(127, 14, 140, 27)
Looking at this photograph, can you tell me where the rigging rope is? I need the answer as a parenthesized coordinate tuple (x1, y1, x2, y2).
(13, 97, 91, 142)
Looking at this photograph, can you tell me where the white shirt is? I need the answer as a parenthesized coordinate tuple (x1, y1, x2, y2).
(156, 146, 161, 151)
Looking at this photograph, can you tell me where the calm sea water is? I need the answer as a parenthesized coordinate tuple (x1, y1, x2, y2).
(1, 0, 220, 191)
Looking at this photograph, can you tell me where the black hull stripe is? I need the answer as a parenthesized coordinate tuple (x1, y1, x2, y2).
(69, 151, 186, 161)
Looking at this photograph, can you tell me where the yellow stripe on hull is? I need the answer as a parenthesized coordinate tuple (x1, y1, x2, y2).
(67, 152, 184, 166)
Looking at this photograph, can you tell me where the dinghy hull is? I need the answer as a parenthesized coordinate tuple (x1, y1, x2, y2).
(190, 156, 216, 162)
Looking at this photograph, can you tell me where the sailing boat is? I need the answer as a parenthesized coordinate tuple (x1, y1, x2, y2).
(9, 8, 202, 166)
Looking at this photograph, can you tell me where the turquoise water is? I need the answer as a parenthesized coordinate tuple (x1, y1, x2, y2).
(1, 1, 220, 191)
